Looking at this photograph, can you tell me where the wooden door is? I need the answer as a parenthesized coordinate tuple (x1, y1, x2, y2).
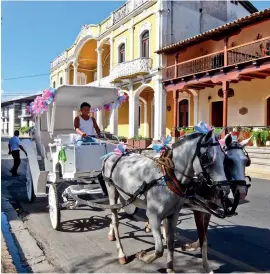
(179, 99, 189, 127)
(212, 101, 223, 127)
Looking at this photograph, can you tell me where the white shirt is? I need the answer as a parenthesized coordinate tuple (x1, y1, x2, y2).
(9, 136, 21, 151)
(77, 116, 96, 137)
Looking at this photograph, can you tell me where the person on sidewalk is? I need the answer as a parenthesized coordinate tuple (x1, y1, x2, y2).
(8, 130, 27, 177)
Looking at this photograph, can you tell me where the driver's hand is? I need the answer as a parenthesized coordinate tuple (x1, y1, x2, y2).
(81, 133, 87, 138)
(8, 151, 11, 155)
(25, 152, 28, 157)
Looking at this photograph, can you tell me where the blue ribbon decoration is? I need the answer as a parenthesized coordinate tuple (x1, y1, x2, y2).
(194, 121, 209, 134)
(152, 135, 172, 153)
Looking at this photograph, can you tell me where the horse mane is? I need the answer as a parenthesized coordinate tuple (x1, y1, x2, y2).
(172, 132, 204, 149)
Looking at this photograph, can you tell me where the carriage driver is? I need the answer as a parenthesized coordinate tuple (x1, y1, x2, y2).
(73, 102, 108, 196)
(74, 102, 101, 138)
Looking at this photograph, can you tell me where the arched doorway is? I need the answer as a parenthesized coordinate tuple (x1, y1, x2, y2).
(267, 97, 270, 126)
(178, 99, 189, 127)
(134, 85, 154, 138)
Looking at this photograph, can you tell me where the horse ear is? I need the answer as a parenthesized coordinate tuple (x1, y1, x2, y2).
(204, 129, 214, 142)
(224, 134, 232, 147)
(239, 137, 251, 148)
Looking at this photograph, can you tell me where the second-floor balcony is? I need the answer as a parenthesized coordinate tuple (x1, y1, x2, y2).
(113, 0, 149, 24)
(163, 37, 270, 82)
(18, 109, 31, 118)
(110, 57, 152, 83)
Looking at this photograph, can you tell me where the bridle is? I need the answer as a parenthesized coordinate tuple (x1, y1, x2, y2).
(223, 141, 252, 191)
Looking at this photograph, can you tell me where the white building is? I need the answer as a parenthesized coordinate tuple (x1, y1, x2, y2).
(1, 94, 41, 137)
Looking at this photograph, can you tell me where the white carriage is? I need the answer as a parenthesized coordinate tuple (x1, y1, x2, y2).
(22, 85, 136, 230)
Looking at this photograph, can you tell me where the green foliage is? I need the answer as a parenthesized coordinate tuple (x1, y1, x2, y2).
(20, 126, 30, 134)
(213, 127, 223, 134)
(251, 130, 270, 145)
(132, 135, 151, 140)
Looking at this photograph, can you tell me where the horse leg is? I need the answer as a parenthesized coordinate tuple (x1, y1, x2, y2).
(181, 211, 211, 252)
(164, 212, 179, 273)
(136, 214, 164, 264)
(106, 182, 127, 265)
(194, 211, 212, 273)
(145, 221, 167, 241)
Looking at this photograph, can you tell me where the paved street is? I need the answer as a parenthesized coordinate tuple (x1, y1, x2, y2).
(1, 138, 270, 273)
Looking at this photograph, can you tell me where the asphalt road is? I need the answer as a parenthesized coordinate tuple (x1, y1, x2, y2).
(2, 138, 270, 273)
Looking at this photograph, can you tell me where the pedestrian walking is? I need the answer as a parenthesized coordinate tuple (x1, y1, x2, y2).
(8, 130, 27, 177)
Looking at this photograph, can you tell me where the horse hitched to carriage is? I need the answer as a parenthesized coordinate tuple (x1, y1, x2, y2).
(23, 84, 253, 273)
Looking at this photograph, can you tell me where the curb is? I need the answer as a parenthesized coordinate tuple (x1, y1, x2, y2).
(1, 232, 17, 273)
(1, 196, 55, 273)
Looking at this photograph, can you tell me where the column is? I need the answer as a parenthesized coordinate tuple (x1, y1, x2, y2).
(109, 107, 118, 135)
(128, 85, 136, 138)
(96, 48, 104, 83)
(129, 21, 134, 60)
(193, 93, 199, 126)
(109, 37, 114, 71)
(96, 107, 104, 130)
(133, 96, 139, 137)
(222, 81, 229, 131)
(154, 76, 166, 141)
(64, 67, 69, 85)
(73, 61, 78, 85)
(8, 104, 15, 137)
(172, 89, 179, 138)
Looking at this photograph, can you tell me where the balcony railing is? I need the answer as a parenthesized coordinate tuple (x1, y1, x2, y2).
(88, 75, 114, 88)
(163, 37, 270, 81)
(18, 109, 31, 118)
(111, 57, 152, 82)
(113, 0, 148, 24)
(50, 52, 67, 69)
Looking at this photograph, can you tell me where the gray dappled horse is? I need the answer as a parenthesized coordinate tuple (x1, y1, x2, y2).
(102, 130, 230, 273)
(181, 134, 251, 269)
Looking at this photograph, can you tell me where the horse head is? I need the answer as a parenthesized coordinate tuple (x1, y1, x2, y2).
(221, 134, 251, 200)
(172, 129, 230, 205)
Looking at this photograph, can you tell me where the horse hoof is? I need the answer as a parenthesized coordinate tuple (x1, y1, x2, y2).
(145, 227, 151, 233)
(181, 244, 197, 252)
(136, 250, 147, 260)
(208, 271, 214, 274)
(167, 269, 175, 274)
(119, 256, 127, 265)
(108, 234, 116, 241)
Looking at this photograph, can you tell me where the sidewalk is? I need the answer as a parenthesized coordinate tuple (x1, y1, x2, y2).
(1, 232, 17, 273)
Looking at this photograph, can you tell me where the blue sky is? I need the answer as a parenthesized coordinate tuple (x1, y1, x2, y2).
(1, 1, 270, 101)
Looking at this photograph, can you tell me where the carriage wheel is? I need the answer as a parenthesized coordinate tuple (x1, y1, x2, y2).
(26, 162, 35, 203)
(48, 183, 61, 230)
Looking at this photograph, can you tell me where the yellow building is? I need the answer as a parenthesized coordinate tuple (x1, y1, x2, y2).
(50, 0, 256, 140)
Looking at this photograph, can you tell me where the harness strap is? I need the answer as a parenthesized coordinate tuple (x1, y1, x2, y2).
(67, 179, 158, 210)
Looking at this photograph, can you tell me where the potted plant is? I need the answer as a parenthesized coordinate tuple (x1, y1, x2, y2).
(231, 125, 241, 139)
(118, 136, 127, 143)
(240, 127, 253, 145)
(127, 138, 134, 148)
(139, 136, 152, 149)
(251, 128, 270, 147)
(177, 127, 186, 136)
(183, 127, 195, 135)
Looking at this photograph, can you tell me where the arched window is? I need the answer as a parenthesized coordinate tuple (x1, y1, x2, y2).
(60, 77, 63, 85)
(53, 81, 56, 88)
(119, 43, 125, 63)
(141, 31, 149, 58)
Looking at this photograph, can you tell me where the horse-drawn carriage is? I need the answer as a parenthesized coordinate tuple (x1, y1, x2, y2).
(22, 84, 253, 273)
(22, 85, 136, 230)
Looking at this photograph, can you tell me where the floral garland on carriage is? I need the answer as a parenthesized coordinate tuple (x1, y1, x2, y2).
(26, 87, 128, 118)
